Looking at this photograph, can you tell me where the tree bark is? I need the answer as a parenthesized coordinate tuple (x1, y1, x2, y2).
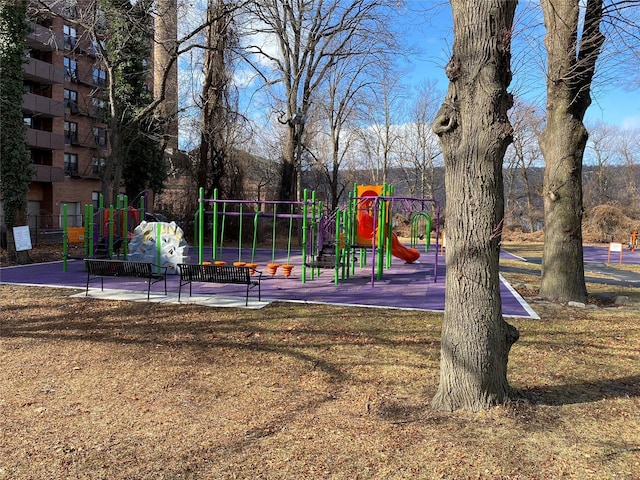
(279, 126, 297, 201)
(431, 0, 519, 412)
(198, 0, 233, 199)
(539, 115, 588, 302)
(539, 0, 604, 303)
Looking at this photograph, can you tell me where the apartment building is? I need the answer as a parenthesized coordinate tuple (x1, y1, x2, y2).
(21, 3, 110, 232)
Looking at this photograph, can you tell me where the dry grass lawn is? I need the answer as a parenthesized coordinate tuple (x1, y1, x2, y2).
(1, 243, 640, 479)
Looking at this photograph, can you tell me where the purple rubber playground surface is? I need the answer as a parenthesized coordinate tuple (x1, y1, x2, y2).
(0, 244, 544, 318)
(582, 244, 640, 265)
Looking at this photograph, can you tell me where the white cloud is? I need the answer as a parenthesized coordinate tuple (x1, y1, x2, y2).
(621, 115, 640, 130)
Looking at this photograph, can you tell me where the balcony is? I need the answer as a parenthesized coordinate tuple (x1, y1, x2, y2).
(32, 164, 65, 183)
(23, 58, 65, 84)
(25, 128, 65, 150)
(22, 93, 64, 118)
(26, 23, 61, 52)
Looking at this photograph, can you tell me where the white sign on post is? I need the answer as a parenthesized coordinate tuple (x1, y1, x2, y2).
(13, 226, 32, 252)
(609, 242, 623, 252)
(608, 242, 623, 264)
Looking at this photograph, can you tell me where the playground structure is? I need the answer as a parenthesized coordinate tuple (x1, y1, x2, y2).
(61, 191, 180, 272)
(193, 185, 440, 286)
(61, 185, 439, 285)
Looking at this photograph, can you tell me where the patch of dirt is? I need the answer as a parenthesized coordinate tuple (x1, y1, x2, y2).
(582, 205, 640, 244)
(1, 284, 639, 479)
(502, 227, 545, 243)
(496, 205, 639, 245)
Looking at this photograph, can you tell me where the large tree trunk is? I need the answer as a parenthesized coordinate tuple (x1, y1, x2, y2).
(198, 0, 232, 199)
(431, 0, 519, 412)
(279, 127, 297, 202)
(5, 209, 32, 265)
(538, 0, 604, 303)
(539, 116, 588, 302)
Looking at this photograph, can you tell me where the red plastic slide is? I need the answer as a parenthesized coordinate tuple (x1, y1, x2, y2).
(357, 210, 420, 263)
(390, 232, 420, 263)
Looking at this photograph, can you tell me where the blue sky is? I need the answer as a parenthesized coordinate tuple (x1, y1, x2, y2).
(178, 0, 639, 152)
(397, 1, 640, 130)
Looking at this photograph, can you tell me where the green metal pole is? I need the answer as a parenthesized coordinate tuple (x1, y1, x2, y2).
(425, 213, 431, 252)
(62, 203, 68, 272)
(345, 194, 353, 277)
(302, 190, 310, 283)
(411, 213, 431, 252)
(123, 195, 128, 259)
(99, 194, 104, 240)
(286, 203, 294, 264)
(156, 221, 162, 273)
(83, 204, 90, 257)
(271, 203, 277, 264)
(385, 185, 393, 270)
(115, 197, 121, 260)
(238, 203, 244, 262)
(252, 211, 261, 263)
(341, 209, 348, 281)
(334, 208, 341, 284)
(88, 204, 94, 258)
(212, 189, 218, 262)
(198, 187, 205, 264)
(109, 205, 114, 259)
(219, 202, 227, 261)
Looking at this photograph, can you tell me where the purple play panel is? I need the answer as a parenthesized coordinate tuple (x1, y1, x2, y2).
(0, 245, 538, 317)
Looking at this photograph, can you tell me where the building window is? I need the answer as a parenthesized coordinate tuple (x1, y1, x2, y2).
(64, 57, 78, 82)
(90, 38, 105, 57)
(96, 8, 107, 33)
(64, 153, 78, 176)
(64, 121, 78, 145)
(63, 25, 77, 49)
(64, 89, 78, 112)
(92, 192, 100, 210)
(23, 116, 32, 127)
(62, 0, 78, 18)
(92, 68, 107, 87)
(92, 156, 106, 174)
(91, 96, 106, 118)
(93, 127, 107, 148)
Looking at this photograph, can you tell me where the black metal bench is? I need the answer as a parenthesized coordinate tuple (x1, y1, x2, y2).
(178, 264, 262, 306)
(84, 259, 167, 300)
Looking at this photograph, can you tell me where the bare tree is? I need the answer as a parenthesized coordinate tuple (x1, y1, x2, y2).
(615, 127, 640, 211)
(357, 73, 407, 186)
(397, 80, 442, 199)
(242, 0, 397, 202)
(431, 0, 519, 411)
(314, 46, 383, 209)
(32, 0, 254, 205)
(504, 98, 544, 232)
(538, 0, 606, 303)
(538, 0, 640, 303)
(583, 121, 617, 208)
(198, 0, 243, 200)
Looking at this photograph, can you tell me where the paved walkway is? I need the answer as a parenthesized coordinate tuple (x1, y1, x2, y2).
(502, 245, 640, 288)
(0, 246, 538, 318)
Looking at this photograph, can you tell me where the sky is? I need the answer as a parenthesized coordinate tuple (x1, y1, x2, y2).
(177, 0, 640, 151)
(396, 1, 640, 130)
